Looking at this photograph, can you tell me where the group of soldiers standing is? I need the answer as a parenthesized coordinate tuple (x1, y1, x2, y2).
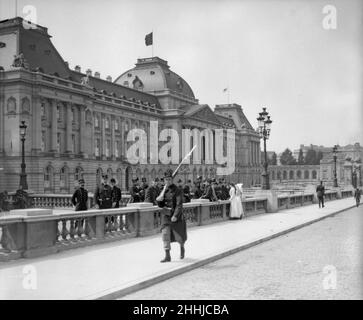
(129, 175, 231, 205)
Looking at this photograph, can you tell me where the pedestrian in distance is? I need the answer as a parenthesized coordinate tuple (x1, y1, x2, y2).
(129, 177, 141, 203)
(71, 179, 88, 211)
(145, 178, 159, 205)
(156, 169, 187, 263)
(110, 178, 122, 208)
(354, 187, 361, 207)
(228, 182, 243, 219)
(316, 180, 325, 208)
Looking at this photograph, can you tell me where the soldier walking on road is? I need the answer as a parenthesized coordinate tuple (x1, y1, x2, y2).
(156, 169, 187, 263)
(354, 187, 361, 207)
(71, 179, 88, 211)
(316, 181, 325, 208)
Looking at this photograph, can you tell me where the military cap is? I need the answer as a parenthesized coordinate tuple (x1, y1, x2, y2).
(132, 177, 138, 182)
(197, 175, 202, 180)
(102, 174, 108, 179)
(177, 179, 183, 183)
(110, 178, 116, 183)
(154, 177, 159, 182)
(211, 178, 216, 183)
(78, 178, 85, 184)
(164, 168, 173, 178)
(141, 177, 147, 182)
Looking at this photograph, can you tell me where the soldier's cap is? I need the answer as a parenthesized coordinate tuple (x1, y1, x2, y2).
(154, 177, 159, 182)
(177, 179, 183, 183)
(141, 177, 147, 182)
(132, 177, 138, 182)
(160, 177, 164, 181)
(211, 178, 216, 183)
(197, 175, 202, 180)
(78, 179, 85, 184)
(102, 174, 108, 180)
(110, 178, 116, 183)
(164, 169, 173, 178)
(187, 179, 191, 183)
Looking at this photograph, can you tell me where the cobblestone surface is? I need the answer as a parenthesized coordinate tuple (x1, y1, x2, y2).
(120, 206, 363, 300)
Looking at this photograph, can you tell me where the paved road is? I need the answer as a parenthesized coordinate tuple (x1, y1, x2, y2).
(120, 206, 363, 300)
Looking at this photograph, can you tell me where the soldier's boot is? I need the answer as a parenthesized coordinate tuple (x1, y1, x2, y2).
(180, 245, 185, 259)
(160, 250, 171, 263)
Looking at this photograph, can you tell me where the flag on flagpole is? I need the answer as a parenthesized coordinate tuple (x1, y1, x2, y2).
(145, 32, 153, 46)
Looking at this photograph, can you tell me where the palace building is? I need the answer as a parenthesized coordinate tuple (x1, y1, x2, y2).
(0, 17, 262, 193)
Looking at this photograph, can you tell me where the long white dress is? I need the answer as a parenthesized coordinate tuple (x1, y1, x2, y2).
(229, 186, 243, 218)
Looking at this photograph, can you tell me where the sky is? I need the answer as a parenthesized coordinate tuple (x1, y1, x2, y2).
(1, 0, 362, 153)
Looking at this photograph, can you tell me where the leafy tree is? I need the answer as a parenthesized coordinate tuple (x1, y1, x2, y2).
(280, 148, 297, 165)
(304, 149, 317, 165)
(297, 149, 304, 165)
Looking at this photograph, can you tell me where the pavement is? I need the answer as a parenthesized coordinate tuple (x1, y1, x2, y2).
(0, 197, 357, 300)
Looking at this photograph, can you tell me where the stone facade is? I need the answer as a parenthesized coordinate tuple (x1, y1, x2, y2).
(269, 165, 320, 184)
(0, 17, 262, 193)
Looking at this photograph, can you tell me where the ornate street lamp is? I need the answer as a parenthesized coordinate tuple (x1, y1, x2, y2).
(332, 145, 338, 187)
(257, 107, 272, 190)
(19, 120, 28, 190)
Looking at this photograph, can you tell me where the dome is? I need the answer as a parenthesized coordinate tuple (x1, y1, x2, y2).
(114, 57, 195, 99)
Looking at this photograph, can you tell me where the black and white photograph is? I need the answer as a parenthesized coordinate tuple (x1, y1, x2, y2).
(0, 0, 362, 306)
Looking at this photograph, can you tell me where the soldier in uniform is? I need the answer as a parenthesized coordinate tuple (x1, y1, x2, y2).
(71, 179, 88, 211)
(200, 179, 214, 201)
(156, 169, 187, 263)
(94, 175, 113, 209)
(129, 177, 141, 203)
(110, 178, 122, 208)
(139, 177, 149, 202)
(145, 178, 159, 205)
(192, 177, 203, 199)
(183, 179, 192, 203)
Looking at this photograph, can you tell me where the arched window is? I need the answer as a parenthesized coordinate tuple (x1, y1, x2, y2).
(116, 168, 122, 187)
(297, 170, 302, 179)
(44, 165, 54, 191)
(312, 170, 317, 179)
(60, 166, 69, 190)
(125, 166, 132, 190)
(277, 171, 281, 180)
(304, 170, 309, 179)
(289, 170, 294, 180)
(283, 171, 287, 180)
(271, 171, 275, 180)
(202, 136, 206, 162)
(75, 167, 83, 181)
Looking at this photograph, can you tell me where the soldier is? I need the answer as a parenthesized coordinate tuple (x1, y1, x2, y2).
(110, 178, 122, 208)
(316, 180, 325, 208)
(71, 178, 88, 211)
(201, 179, 214, 201)
(156, 169, 187, 263)
(129, 177, 141, 203)
(220, 178, 230, 200)
(183, 179, 192, 203)
(94, 175, 113, 209)
(139, 177, 149, 202)
(354, 187, 361, 207)
(192, 177, 203, 199)
(145, 178, 159, 205)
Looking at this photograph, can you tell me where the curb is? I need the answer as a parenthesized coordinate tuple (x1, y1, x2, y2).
(89, 204, 356, 300)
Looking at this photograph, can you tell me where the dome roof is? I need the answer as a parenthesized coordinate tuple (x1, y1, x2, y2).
(114, 57, 195, 99)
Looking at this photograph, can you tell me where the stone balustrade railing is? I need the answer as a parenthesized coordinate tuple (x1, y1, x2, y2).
(0, 189, 353, 262)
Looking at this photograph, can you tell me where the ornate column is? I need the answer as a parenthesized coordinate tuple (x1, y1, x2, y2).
(120, 118, 125, 159)
(101, 114, 106, 159)
(79, 105, 86, 156)
(111, 116, 116, 160)
(50, 99, 58, 153)
(0, 93, 4, 154)
(31, 96, 42, 154)
(65, 102, 73, 153)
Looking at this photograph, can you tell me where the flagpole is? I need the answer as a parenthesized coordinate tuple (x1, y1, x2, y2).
(152, 29, 154, 57)
(15, 0, 18, 17)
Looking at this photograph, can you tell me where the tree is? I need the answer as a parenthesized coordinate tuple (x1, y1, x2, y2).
(297, 149, 304, 165)
(270, 152, 277, 165)
(280, 148, 297, 165)
(316, 151, 324, 165)
(304, 149, 317, 165)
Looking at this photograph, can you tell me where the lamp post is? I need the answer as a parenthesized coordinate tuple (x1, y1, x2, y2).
(19, 120, 28, 190)
(257, 107, 272, 190)
(332, 145, 338, 187)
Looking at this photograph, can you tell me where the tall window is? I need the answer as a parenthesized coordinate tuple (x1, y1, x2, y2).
(75, 167, 83, 181)
(56, 133, 61, 153)
(44, 166, 53, 191)
(105, 117, 110, 129)
(106, 140, 111, 157)
(115, 141, 119, 158)
(41, 131, 46, 151)
(41, 102, 45, 118)
(95, 139, 100, 156)
(72, 134, 76, 153)
(94, 115, 99, 128)
(60, 167, 68, 189)
(56, 105, 60, 120)
(114, 120, 119, 131)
